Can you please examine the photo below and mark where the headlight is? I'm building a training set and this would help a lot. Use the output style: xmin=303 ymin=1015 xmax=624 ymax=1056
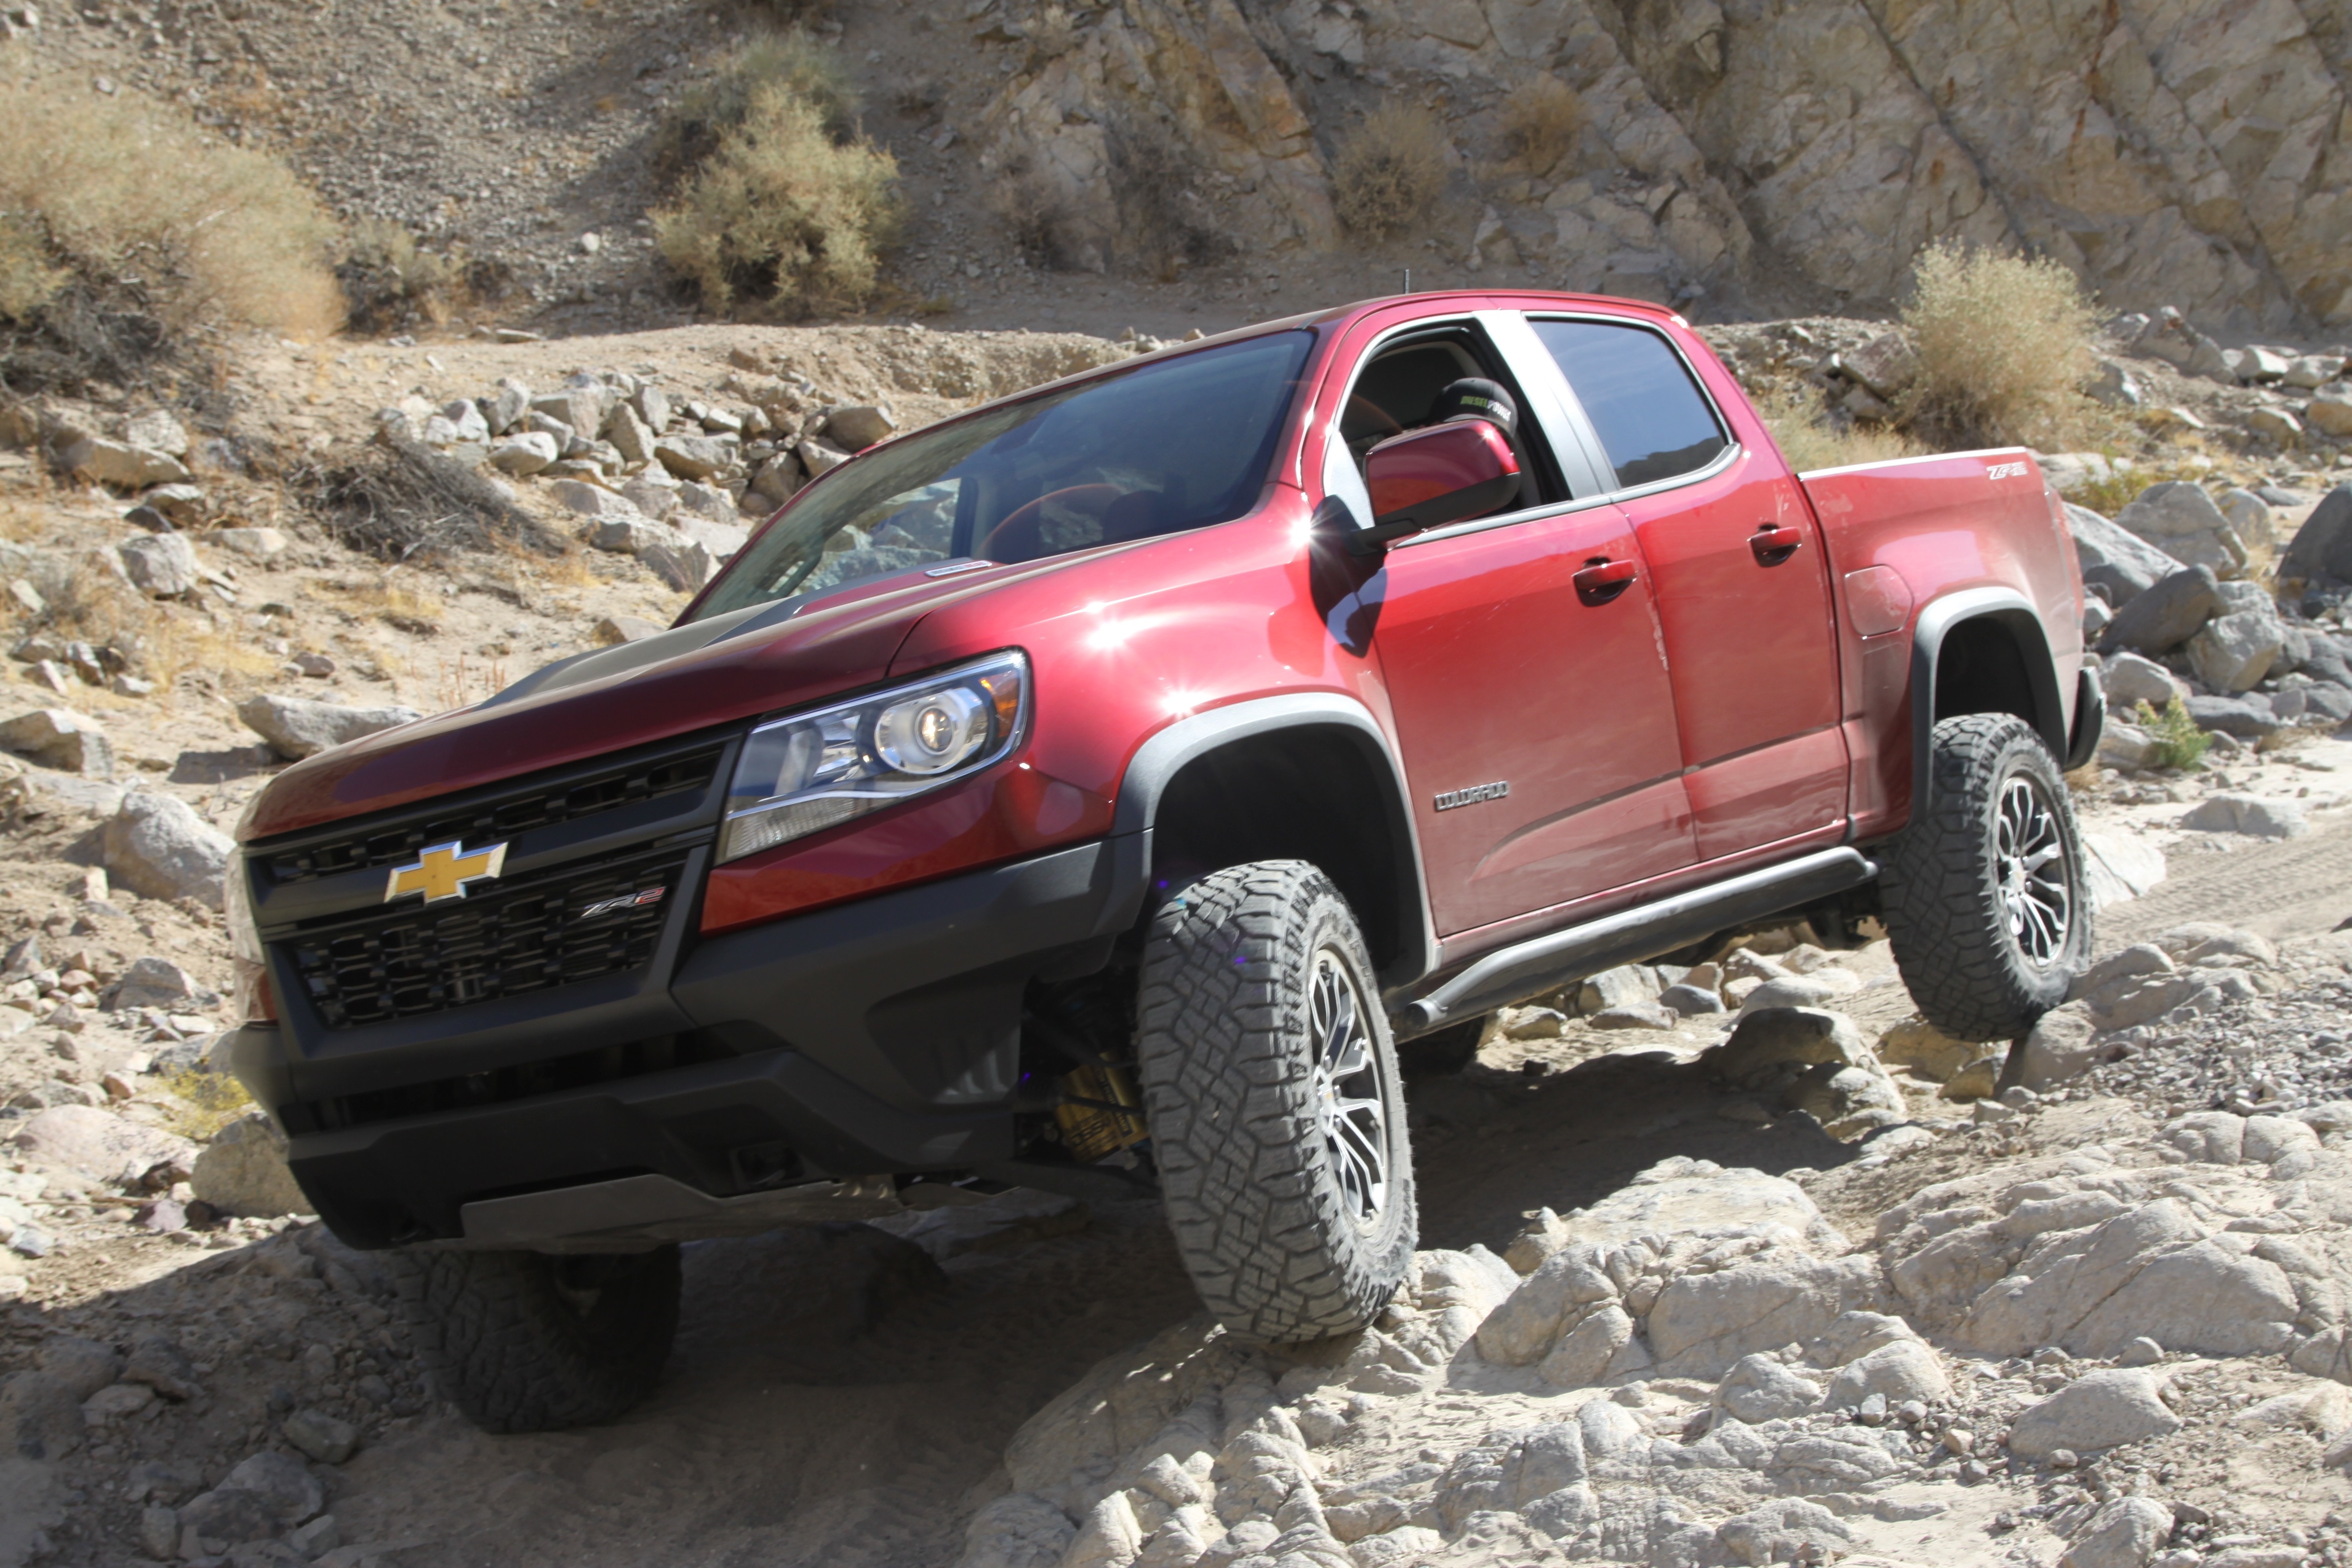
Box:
xmin=719 ymin=650 xmax=1029 ymax=864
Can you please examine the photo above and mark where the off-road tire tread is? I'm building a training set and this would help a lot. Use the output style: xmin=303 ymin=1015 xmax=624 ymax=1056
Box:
xmin=1880 ymin=713 xmax=2091 ymax=1041
xmin=389 ymin=1245 xmax=681 ymax=1433
xmin=1135 ymin=860 xmax=1415 ymax=1345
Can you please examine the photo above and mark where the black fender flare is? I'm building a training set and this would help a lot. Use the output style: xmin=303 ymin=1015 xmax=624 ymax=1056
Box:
xmin=1110 ymin=693 xmax=1438 ymax=990
xmin=1908 ymin=587 xmax=2071 ymax=816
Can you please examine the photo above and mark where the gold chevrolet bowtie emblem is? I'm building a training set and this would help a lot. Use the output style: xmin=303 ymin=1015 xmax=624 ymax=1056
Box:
xmin=384 ymin=839 xmax=509 ymax=904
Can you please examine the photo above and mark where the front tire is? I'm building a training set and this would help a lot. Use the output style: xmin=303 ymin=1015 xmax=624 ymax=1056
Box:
xmin=1880 ymin=714 xmax=2091 ymax=1040
xmin=1135 ymin=861 xmax=1416 ymax=1343
xmin=389 ymin=1245 xmax=681 ymax=1432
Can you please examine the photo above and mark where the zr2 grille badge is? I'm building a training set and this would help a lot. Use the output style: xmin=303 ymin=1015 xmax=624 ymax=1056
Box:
xmin=580 ymin=886 xmax=668 ymax=921
xmin=383 ymin=840 xmax=509 ymax=904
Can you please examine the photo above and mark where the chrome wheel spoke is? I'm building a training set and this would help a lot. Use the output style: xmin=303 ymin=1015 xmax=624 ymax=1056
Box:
xmin=1309 ymin=947 xmax=1390 ymax=1228
xmin=1994 ymin=773 xmax=2071 ymax=965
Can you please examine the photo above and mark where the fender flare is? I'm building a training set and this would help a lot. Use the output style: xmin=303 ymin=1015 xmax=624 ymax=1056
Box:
xmin=1909 ymin=587 xmax=2070 ymax=815
xmin=1112 ymin=693 xmax=1439 ymax=989
xmin=2064 ymin=663 xmax=2106 ymax=772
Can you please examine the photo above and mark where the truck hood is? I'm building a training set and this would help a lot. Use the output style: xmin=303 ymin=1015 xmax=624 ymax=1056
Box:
xmin=241 ymin=564 xmax=1015 ymax=840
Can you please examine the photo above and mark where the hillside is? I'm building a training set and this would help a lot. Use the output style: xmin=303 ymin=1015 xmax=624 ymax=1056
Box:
xmin=9 ymin=0 xmax=2352 ymax=338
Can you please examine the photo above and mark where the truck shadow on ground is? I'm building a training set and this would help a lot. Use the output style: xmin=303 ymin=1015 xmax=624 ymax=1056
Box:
xmin=1408 ymin=1045 xmax=1856 ymax=1254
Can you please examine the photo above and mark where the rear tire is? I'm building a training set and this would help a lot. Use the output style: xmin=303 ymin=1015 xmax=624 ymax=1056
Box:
xmin=1135 ymin=861 xmax=1416 ymax=1343
xmin=389 ymin=1245 xmax=681 ymax=1432
xmin=1880 ymin=714 xmax=2091 ymax=1041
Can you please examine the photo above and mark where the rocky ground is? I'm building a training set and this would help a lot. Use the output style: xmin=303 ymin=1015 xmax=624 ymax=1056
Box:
xmin=7 ymin=301 xmax=2352 ymax=1568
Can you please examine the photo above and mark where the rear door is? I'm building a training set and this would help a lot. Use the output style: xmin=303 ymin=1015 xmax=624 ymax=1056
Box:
xmin=1519 ymin=314 xmax=1846 ymax=862
xmin=1321 ymin=307 xmax=1695 ymax=937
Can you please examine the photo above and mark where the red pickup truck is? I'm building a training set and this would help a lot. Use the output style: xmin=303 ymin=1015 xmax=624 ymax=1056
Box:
xmin=220 ymin=292 xmax=2100 ymax=1430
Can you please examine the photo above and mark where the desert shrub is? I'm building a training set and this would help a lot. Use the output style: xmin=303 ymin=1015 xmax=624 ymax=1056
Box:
xmin=1752 ymin=384 xmax=1920 ymax=474
xmin=1900 ymin=241 xmax=2094 ymax=449
xmin=655 ymin=28 xmax=860 ymax=182
xmin=304 ymin=439 xmax=562 ymax=562
xmin=1332 ymin=104 xmax=1449 ymax=237
xmin=158 ymin=1065 xmax=252 ymax=1141
xmin=653 ymin=78 xmax=899 ymax=314
xmin=0 ymin=214 xmax=64 ymax=322
xmin=2133 ymin=696 xmax=2211 ymax=771
xmin=0 ymin=74 xmax=340 ymax=337
xmin=2067 ymin=461 xmax=2213 ymax=519
xmin=1499 ymin=78 xmax=1585 ymax=175
xmin=338 ymin=220 xmax=465 ymax=335
xmin=995 ymin=153 xmax=1087 ymax=271
xmin=1111 ymin=125 xmax=1231 ymax=278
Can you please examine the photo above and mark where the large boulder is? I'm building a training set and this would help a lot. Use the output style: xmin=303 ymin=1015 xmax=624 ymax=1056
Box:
xmin=0 ymin=707 xmax=113 ymax=777
xmin=2006 ymin=1369 xmax=2183 ymax=1458
xmin=60 ymin=436 xmax=191 ymax=490
xmin=639 ymin=538 xmax=715 ymax=593
xmin=654 ymin=434 xmax=735 ymax=481
xmin=2012 ymin=1001 xmax=2100 ymax=1089
xmin=2096 ymin=565 xmax=2220 ymax=657
xmin=2102 ymin=651 xmax=2186 ymax=710
xmin=822 ymin=404 xmax=898 ymax=449
xmin=2063 ymin=1498 xmax=2175 ymax=1568
xmin=2113 ymin=482 xmax=2248 ymax=578
xmin=2066 ymin=504 xmax=2183 ymax=608
xmin=547 ymin=479 xmax=640 ymax=519
xmin=104 ymin=956 xmax=220 ymax=1012
xmin=2183 ymin=692 xmax=2285 ymax=738
xmin=103 ymin=790 xmax=232 ymax=905
xmin=237 ymin=693 xmax=421 ymax=760
xmin=117 ymin=532 xmax=200 ymax=596
xmin=2185 ymin=606 xmax=2286 ymax=692
xmin=6 ymin=1104 xmax=196 ymax=1185
xmin=191 ymin=1113 xmax=309 ymax=1219
xmin=2281 ymin=485 xmax=2352 ymax=585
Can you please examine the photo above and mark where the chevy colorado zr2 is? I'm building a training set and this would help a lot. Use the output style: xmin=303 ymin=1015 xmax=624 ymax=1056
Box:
xmin=221 ymin=292 xmax=2101 ymax=1431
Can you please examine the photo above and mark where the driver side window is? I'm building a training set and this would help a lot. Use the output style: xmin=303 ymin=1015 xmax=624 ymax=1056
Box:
xmin=1329 ymin=328 xmax=1567 ymax=511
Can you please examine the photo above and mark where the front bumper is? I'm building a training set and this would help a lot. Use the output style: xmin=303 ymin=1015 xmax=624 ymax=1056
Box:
xmin=224 ymin=835 xmax=1148 ymax=1249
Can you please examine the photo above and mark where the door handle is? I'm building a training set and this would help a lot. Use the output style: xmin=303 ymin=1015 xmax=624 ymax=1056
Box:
xmin=1573 ymin=557 xmax=1637 ymax=605
xmin=1751 ymin=524 xmax=1802 ymax=566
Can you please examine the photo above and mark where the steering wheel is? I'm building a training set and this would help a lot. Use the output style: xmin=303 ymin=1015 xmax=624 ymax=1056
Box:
xmin=977 ymin=484 xmax=1126 ymax=563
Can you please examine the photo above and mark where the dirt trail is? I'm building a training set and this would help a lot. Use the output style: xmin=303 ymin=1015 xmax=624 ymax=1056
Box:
xmin=2102 ymin=808 xmax=2352 ymax=948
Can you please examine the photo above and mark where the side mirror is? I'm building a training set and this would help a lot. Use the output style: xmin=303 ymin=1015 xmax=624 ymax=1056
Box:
xmin=1354 ymin=421 xmax=1522 ymax=552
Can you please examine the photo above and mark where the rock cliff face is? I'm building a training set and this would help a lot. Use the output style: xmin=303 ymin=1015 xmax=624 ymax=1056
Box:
xmin=974 ymin=0 xmax=2352 ymax=329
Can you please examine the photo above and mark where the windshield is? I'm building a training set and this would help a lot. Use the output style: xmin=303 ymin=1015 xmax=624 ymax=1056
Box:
xmin=689 ymin=330 xmax=1315 ymax=621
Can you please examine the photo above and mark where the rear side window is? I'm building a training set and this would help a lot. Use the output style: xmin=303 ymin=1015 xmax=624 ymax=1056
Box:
xmin=1530 ymin=319 xmax=1727 ymax=490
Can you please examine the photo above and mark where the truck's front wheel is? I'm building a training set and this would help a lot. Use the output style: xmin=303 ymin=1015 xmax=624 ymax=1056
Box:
xmin=1881 ymin=714 xmax=2091 ymax=1041
xmin=389 ymin=1245 xmax=681 ymax=1432
xmin=1135 ymin=861 xmax=1415 ymax=1344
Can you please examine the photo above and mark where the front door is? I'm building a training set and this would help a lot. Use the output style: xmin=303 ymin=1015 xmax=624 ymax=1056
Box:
xmin=1323 ymin=315 xmax=1694 ymax=937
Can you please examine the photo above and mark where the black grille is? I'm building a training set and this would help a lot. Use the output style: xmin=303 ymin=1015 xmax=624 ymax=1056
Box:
xmin=262 ymin=747 xmax=724 ymax=886
xmin=289 ymin=848 xmax=686 ymax=1030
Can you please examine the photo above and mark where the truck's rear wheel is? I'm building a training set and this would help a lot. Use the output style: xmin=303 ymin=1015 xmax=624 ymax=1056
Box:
xmin=1880 ymin=714 xmax=2091 ymax=1041
xmin=1135 ymin=861 xmax=1416 ymax=1344
xmin=389 ymin=1245 xmax=680 ymax=1432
